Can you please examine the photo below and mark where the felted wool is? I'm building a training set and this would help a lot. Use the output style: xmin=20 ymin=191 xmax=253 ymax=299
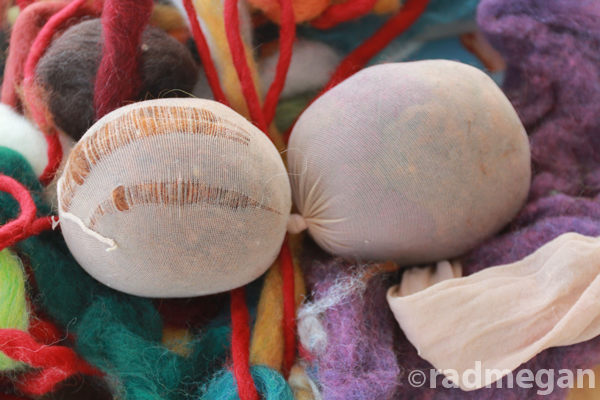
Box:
xmin=274 ymin=91 xmax=316 ymax=133
xmin=478 ymin=0 xmax=600 ymax=201
xmin=249 ymin=258 xmax=306 ymax=370
xmin=187 ymin=0 xmax=262 ymax=120
xmin=0 ymin=149 xmax=234 ymax=398
xmin=0 ymin=104 xmax=74 ymax=211
xmin=35 ymin=18 xmax=199 ymax=140
xmin=0 ymin=103 xmax=48 ymax=177
xmin=201 ymin=365 xmax=294 ymax=399
xmin=260 ymin=40 xmax=342 ymax=100
xmin=288 ymin=60 xmax=530 ymax=264
xmin=299 ymin=239 xmax=401 ymax=400
xmin=57 ymin=98 xmax=291 ymax=298
xmin=0 ymin=248 xmax=29 ymax=371
xmin=298 ymin=0 xmax=480 ymax=54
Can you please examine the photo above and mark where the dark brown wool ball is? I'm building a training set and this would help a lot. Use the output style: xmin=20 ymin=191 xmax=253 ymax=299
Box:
xmin=36 ymin=19 xmax=199 ymax=141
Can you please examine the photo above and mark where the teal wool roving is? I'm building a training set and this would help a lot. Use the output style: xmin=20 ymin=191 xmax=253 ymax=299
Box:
xmin=202 ymin=365 xmax=294 ymax=399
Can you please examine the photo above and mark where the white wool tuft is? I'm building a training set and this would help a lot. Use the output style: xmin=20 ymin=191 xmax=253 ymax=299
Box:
xmin=0 ymin=104 xmax=48 ymax=177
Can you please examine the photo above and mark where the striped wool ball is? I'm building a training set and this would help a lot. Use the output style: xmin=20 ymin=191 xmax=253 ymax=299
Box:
xmin=287 ymin=60 xmax=531 ymax=265
xmin=57 ymin=98 xmax=291 ymax=297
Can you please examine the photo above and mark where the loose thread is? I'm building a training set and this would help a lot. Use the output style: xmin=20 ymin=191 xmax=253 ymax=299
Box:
xmin=182 ymin=0 xmax=230 ymax=106
xmin=94 ymin=0 xmax=154 ymax=119
xmin=311 ymin=0 xmax=379 ymax=30
xmin=223 ymin=0 xmax=269 ymax=134
xmin=262 ymin=0 xmax=296 ymax=126
xmin=230 ymin=287 xmax=260 ymax=400
xmin=280 ymin=236 xmax=296 ymax=377
xmin=283 ymin=0 xmax=430 ymax=143
xmin=0 ymin=329 xmax=102 ymax=396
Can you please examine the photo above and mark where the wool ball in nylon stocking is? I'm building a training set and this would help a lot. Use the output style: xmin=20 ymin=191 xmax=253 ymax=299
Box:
xmin=57 ymin=98 xmax=291 ymax=297
xmin=287 ymin=60 xmax=531 ymax=265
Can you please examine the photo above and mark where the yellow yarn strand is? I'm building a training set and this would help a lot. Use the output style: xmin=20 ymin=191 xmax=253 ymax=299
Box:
xmin=192 ymin=0 xmax=263 ymax=120
xmin=0 ymin=249 xmax=30 ymax=371
xmin=250 ymin=250 xmax=306 ymax=370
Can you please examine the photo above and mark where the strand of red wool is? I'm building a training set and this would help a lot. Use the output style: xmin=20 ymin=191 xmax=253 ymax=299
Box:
xmin=0 ymin=329 xmax=102 ymax=396
xmin=0 ymin=175 xmax=54 ymax=252
xmin=28 ymin=317 xmax=65 ymax=346
xmin=223 ymin=0 xmax=269 ymax=134
xmin=324 ymin=0 xmax=430 ymax=90
xmin=21 ymin=0 xmax=96 ymax=185
xmin=93 ymin=0 xmax=154 ymax=120
xmin=182 ymin=0 xmax=230 ymax=106
xmin=230 ymin=287 xmax=260 ymax=400
xmin=311 ymin=0 xmax=379 ymax=30
xmin=223 ymin=0 xmax=299 ymax=388
xmin=1 ymin=1 xmax=67 ymax=109
xmin=283 ymin=0 xmax=430 ymax=143
xmin=280 ymin=236 xmax=296 ymax=377
xmin=262 ymin=0 xmax=296 ymax=126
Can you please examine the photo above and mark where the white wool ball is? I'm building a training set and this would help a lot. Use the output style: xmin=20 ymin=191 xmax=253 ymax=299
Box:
xmin=288 ymin=60 xmax=531 ymax=264
xmin=0 ymin=104 xmax=48 ymax=177
xmin=260 ymin=40 xmax=342 ymax=99
xmin=58 ymin=98 xmax=291 ymax=297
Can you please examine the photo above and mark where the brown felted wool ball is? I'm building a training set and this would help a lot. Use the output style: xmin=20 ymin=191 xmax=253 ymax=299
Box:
xmin=36 ymin=19 xmax=199 ymax=141
xmin=57 ymin=98 xmax=291 ymax=298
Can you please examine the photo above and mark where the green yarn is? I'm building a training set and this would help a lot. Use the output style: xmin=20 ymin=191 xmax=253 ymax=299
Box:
xmin=0 ymin=248 xmax=29 ymax=371
xmin=274 ymin=91 xmax=317 ymax=133
xmin=201 ymin=365 xmax=294 ymax=400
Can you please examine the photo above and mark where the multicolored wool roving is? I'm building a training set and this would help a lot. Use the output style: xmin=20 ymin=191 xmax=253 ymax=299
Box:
xmin=0 ymin=0 xmax=599 ymax=399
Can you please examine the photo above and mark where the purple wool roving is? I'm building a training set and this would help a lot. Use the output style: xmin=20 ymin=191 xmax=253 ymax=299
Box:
xmin=299 ymin=0 xmax=600 ymax=399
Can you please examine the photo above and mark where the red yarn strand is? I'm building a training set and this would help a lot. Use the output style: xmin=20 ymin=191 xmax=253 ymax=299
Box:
xmin=283 ymin=0 xmax=430 ymax=143
xmin=93 ymin=0 xmax=154 ymax=119
xmin=21 ymin=0 xmax=92 ymax=185
xmin=181 ymin=0 xmax=230 ymax=106
xmin=223 ymin=0 xmax=268 ymax=134
xmin=0 ymin=329 xmax=101 ymax=396
xmin=311 ymin=0 xmax=379 ymax=30
xmin=280 ymin=236 xmax=296 ymax=377
xmin=230 ymin=287 xmax=260 ymax=400
xmin=325 ymin=0 xmax=431 ymax=90
xmin=262 ymin=0 xmax=296 ymax=126
xmin=0 ymin=175 xmax=54 ymax=252
xmin=1 ymin=1 xmax=67 ymax=109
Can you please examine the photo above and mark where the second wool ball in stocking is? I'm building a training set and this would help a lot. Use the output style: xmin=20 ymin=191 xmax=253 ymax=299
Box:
xmin=57 ymin=98 xmax=291 ymax=298
xmin=287 ymin=60 xmax=531 ymax=265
